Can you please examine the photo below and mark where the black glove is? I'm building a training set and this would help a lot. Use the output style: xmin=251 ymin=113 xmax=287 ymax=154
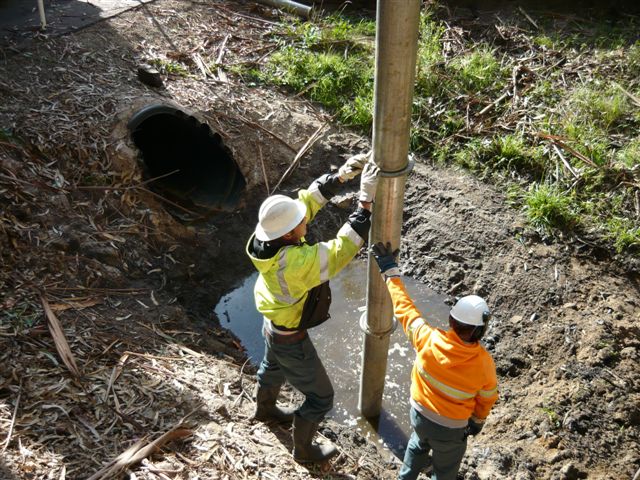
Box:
xmin=371 ymin=242 xmax=399 ymax=274
xmin=311 ymin=173 xmax=342 ymax=199
xmin=464 ymin=419 xmax=483 ymax=438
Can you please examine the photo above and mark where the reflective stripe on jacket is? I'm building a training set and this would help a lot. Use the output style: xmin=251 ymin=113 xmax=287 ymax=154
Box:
xmin=386 ymin=276 xmax=498 ymax=428
xmin=247 ymin=183 xmax=365 ymax=330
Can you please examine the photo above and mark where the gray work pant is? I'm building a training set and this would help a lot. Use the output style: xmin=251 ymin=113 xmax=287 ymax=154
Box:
xmin=256 ymin=334 xmax=334 ymax=422
xmin=399 ymin=407 xmax=468 ymax=480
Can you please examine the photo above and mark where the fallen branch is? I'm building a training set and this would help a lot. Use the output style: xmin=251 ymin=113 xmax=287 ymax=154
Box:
xmin=41 ymin=295 xmax=81 ymax=378
xmin=258 ymin=143 xmax=270 ymax=195
xmin=552 ymin=143 xmax=580 ymax=179
xmin=1 ymin=379 xmax=21 ymax=454
xmin=613 ymin=81 xmax=640 ymax=108
xmin=536 ymin=132 xmax=597 ymax=168
xmin=86 ymin=423 xmax=193 ymax=480
xmin=479 ymin=91 xmax=511 ymax=115
xmin=272 ymin=123 xmax=328 ymax=193
xmin=518 ymin=6 xmax=538 ymax=29
xmin=222 ymin=112 xmax=296 ymax=153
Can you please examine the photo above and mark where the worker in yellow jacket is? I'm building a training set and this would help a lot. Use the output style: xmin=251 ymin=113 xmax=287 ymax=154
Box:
xmin=246 ymin=154 xmax=379 ymax=463
xmin=371 ymin=242 xmax=499 ymax=480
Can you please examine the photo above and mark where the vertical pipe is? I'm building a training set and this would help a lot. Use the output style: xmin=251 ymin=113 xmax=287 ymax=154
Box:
xmin=37 ymin=0 xmax=47 ymax=29
xmin=358 ymin=0 xmax=420 ymax=418
xmin=256 ymin=0 xmax=312 ymax=18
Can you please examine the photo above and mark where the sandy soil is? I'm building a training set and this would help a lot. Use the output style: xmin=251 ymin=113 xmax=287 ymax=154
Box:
xmin=0 ymin=1 xmax=638 ymax=479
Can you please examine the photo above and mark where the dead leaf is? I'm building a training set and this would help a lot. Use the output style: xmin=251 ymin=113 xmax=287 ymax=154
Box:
xmin=41 ymin=296 xmax=81 ymax=378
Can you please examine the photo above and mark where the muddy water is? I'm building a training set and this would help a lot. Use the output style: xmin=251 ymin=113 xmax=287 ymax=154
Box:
xmin=215 ymin=260 xmax=450 ymax=457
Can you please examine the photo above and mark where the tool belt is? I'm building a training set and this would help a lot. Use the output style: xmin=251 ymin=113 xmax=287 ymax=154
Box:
xmin=264 ymin=328 xmax=308 ymax=345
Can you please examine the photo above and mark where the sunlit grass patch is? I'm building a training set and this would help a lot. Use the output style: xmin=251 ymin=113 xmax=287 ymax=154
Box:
xmin=449 ymin=49 xmax=507 ymax=93
xmin=569 ymin=85 xmax=630 ymax=130
xmin=615 ymin=137 xmax=640 ymax=168
xmin=452 ymin=134 xmax=545 ymax=178
xmin=557 ymin=121 xmax=612 ymax=167
xmin=522 ymin=183 xmax=577 ymax=233
xmin=414 ymin=14 xmax=446 ymax=98
xmin=533 ymin=35 xmax=555 ymax=49
xmin=605 ymin=217 xmax=640 ymax=252
xmin=260 ymin=46 xmax=373 ymax=127
xmin=258 ymin=15 xmax=375 ymax=128
xmin=150 ymin=58 xmax=189 ymax=76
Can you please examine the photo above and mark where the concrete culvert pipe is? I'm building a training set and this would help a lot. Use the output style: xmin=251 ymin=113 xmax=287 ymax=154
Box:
xmin=128 ymin=104 xmax=246 ymax=218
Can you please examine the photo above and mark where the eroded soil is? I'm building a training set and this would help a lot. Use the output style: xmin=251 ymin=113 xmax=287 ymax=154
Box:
xmin=0 ymin=1 xmax=638 ymax=479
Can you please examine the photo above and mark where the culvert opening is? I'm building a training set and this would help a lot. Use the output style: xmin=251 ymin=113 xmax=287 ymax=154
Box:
xmin=128 ymin=104 xmax=246 ymax=219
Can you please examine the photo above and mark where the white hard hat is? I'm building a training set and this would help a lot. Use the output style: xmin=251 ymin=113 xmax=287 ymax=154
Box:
xmin=255 ymin=195 xmax=306 ymax=241
xmin=450 ymin=295 xmax=490 ymax=327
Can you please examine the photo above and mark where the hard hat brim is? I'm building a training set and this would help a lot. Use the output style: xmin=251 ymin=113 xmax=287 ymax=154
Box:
xmin=254 ymin=199 xmax=306 ymax=242
xmin=449 ymin=312 xmax=484 ymax=327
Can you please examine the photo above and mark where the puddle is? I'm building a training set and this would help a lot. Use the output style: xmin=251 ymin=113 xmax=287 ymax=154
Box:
xmin=214 ymin=260 xmax=450 ymax=457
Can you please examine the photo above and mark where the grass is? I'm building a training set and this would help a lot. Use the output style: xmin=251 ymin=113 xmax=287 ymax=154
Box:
xmin=616 ymin=137 xmax=640 ymax=168
xmin=452 ymin=134 xmax=545 ymax=179
xmin=449 ymin=49 xmax=506 ymax=93
xmin=569 ymin=85 xmax=630 ymax=131
xmin=257 ymin=14 xmax=375 ymax=127
xmin=245 ymin=8 xmax=640 ymax=254
xmin=606 ymin=217 xmax=640 ymax=252
xmin=521 ymin=184 xmax=577 ymax=234
xmin=540 ymin=406 xmax=561 ymax=428
xmin=150 ymin=58 xmax=189 ymax=76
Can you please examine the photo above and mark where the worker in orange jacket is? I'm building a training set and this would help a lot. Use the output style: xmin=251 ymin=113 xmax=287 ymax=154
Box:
xmin=371 ymin=242 xmax=499 ymax=480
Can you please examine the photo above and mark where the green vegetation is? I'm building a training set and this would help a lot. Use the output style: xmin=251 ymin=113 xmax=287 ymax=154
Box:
xmin=449 ymin=49 xmax=506 ymax=93
xmin=540 ymin=406 xmax=561 ymax=428
xmin=150 ymin=58 xmax=189 ymax=76
xmin=244 ymin=8 xmax=640 ymax=254
xmin=256 ymin=15 xmax=375 ymax=127
xmin=522 ymin=184 xmax=577 ymax=234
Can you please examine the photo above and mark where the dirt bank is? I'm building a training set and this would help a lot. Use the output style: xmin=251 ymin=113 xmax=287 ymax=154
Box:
xmin=0 ymin=1 xmax=638 ymax=479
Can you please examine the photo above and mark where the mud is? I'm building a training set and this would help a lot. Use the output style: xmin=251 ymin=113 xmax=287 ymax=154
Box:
xmin=0 ymin=0 xmax=638 ymax=479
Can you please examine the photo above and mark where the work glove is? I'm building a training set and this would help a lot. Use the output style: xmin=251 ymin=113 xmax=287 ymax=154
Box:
xmin=337 ymin=152 xmax=369 ymax=182
xmin=312 ymin=173 xmax=342 ymax=199
xmin=371 ymin=241 xmax=401 ymax=278
xmin=464 ymin=419 xmax=483 ymax=438
xmin=359 ymin=161 xmax=380 ymax=202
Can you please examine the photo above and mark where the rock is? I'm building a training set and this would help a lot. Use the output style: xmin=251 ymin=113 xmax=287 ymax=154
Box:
xmin=515 ymin=470 xmax=536 ymax=480
xmin=82 ymin=241 xmax=121 ymax=267
xmin=97 ymin=264 xmax=126 ymax=287
xmin=559 ymin=462 xmax=583 ymax=480
xmin=137 ymin=64 xmax=163 ymax=87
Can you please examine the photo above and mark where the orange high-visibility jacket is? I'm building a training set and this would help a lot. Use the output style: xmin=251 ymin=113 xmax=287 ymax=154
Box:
xmin=387 ymin=276 xmax=498 ymax=428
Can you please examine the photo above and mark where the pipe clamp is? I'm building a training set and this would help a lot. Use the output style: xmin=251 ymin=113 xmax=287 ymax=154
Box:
xmin=379 ymin=155 xmax=415 ymax=178
xmin=359 ymin=310 xmax=398 ymax=339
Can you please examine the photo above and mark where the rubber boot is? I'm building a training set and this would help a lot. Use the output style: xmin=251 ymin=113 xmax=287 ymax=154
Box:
xmin=292 ymin=414 xmax=338 ymax=463
xmin=253 ymin=385 xmax=295 ymax=425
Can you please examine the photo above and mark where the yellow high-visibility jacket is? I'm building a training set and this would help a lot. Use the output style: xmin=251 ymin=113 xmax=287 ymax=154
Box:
xmin=246 ymin=183 xmax=366 ymax=331
xmin=386 ymin=276 xmax=499 ymax=428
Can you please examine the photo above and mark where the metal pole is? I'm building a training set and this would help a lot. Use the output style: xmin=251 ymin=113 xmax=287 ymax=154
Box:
xmin=358 ymin=0 xmax=420 ymax=418
xmin=37 ymin=0 xmax=47 ymax=29
xmin=256 ymin=0 xmax=313 ymax=18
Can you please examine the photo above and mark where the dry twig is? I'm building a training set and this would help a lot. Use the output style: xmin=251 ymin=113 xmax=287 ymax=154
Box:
xmin=272 ymin=123 xmax=328 ymax=192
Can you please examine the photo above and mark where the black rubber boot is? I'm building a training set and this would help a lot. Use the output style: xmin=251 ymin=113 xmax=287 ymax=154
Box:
xmin=253 ymin=385 xmax=295 ymax=425
xmin=292 ymin=414 xmax=338 ymax=463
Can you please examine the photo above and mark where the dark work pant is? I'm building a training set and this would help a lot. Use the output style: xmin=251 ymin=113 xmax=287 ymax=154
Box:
xmin=399 ymin=407 xmax=468 ymax=480
xmin=257 ymin=334 xmax=334 ymax=422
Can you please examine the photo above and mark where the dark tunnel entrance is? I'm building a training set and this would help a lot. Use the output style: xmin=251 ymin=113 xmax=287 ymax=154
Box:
xmin=128 ymin=105 xmax=246 ymax=219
